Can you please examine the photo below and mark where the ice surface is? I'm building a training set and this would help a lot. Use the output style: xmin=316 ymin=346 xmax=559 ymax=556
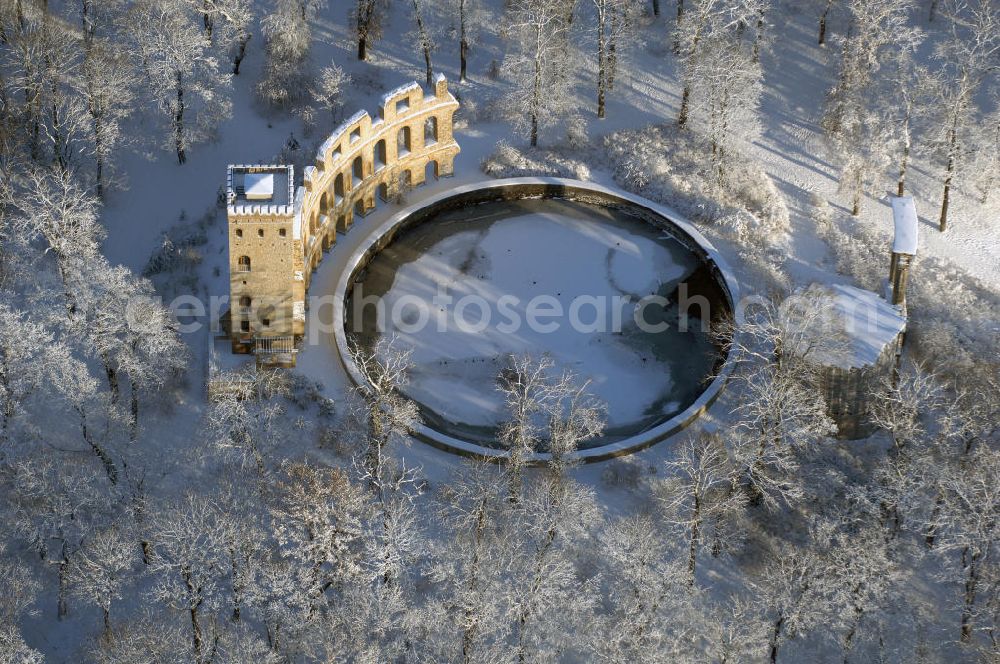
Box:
xmin=345 ymin=199 xmax=720 ymax=446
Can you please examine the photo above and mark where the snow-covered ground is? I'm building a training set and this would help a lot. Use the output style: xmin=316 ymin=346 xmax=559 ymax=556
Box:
xmin=13 ymin=0 xmax=996 ymax=659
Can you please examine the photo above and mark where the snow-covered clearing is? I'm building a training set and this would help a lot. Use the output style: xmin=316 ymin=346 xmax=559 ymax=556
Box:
xmin=2 ymin=0 xmax=997 ymax=660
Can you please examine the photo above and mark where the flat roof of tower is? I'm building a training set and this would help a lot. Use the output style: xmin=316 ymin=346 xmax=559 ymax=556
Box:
xmin=229 ymin=165 xmax=291 ymax=207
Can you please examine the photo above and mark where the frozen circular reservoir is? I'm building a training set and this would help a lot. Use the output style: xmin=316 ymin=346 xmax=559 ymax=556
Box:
xmin=335 ymin=180 xmax=737 ymax=459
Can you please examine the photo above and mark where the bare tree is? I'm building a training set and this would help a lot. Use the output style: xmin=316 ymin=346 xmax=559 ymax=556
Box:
xmin=701 ymin=595 xmax=771 ymax=664
xmin=497 ymin=354 xmax=556 ymax=502
xmin=510 ymin=477 xmax=600 ymax=663
xmin=501 ymin=0 xmax=574 ymax=146
xmin=6 ymin=167 xmax=104 ymax=319
xmin=0 ymin=626 xmax=44 ymax=664
xmin=451 ymin=0 xmax=490 ymax=81
xmin=90 ymin=611 xmax=185 ymax=664
xmin=657 ymin=432 xmax=747 ymax=584
xmin=213 ymin=483 xmax=267 ymax=624
xmin=688 ymin=31 xmax=763 ymax=185
xmin=214 ymin=624 xmax=282 ymax=664
xmin=543 ymin=368 xmax=605 ymax=477
xmin=884 ymin=51 xmax=927 ymax=196
xmin=410 ymin=0 xmax=435 ymax=85
xmin=347 ymin=337 xmax=421 ymax=496
xmin=869 ymin=362 xmax=944 ymax=455
xmin=721 ymin=293 xmax=839 ymax=508
xmin=310 ymin=60 xmax=350 ymax=123
xmin=425 ymin=462 xmax=515 ymax=663
xmin=823 ymin=0 xmax=918 ymax=134
xmin=593 ymin=0 xmax=641 ymax=118
xmin=817 ymin=0 xmax=839 ymax=45
xmin=674 ymin=0 xmax=734 ymax=127
xmin=5 ymin=15 xmax=90 ymax=174
xmin=78 ymin=0 xmax=125 ymax=48
xmin=0 ymin=303 xmax=82 ymax=452
xmin=269 ymin=461 xmax=369 ymax=617
xmin=354 ymin=0 xmax=386 ymax=60
xmin=5 ymin=456 xmax=110 ymax=620
xmin=206 ymin=367 xmax=291 ymax=484
xmin=120 ymin=0 xmax=232 ymax=164
xmin=242 ymin=554 xmax=309 ymax=657
xmin=258 ymin=0 xmax=312 ymax=109
xmin=970 ymin=101 xmax=1000 ymax=204
xmin=591 ymin=514 xmax=693 ymax=661
xmin=926 ymin=444 xmax=1000 ymax=643
xmin=68 ymin=522 xmax=138 ymax=639
xmin=148 ymin=493 xmax=226 ymax=664
xmin=90 ymin=270 xmax=187 ymax=441
xmin=0 ymin=541 xmax=41 ymax=629
xmin=926 ymin=0 xmax=1000 ymax=231
xmin=77 ymin=39 xmax=136 ymax=197
xmin=820 ymin=488 xmax=903 ymax=661
xmin=822 ymin=0 xmax=920 ymax=215
xmin=198 ymin=0 xmax=255 ymax=74
xmin=753 ymin=532 xmax=835 ymax=664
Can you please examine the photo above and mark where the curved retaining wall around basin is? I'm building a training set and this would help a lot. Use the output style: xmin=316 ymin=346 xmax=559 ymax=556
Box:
xmin=332 ymin=177 xmax=741 ymax=463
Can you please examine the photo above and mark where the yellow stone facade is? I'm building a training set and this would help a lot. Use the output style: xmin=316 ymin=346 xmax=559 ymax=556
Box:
xmin=226 ymin=75 xmax=460 ymax=366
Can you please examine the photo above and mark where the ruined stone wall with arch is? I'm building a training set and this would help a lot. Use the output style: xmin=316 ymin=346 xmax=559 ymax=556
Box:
xmin=294 ymin=75 xmax=460 ymax=292
xmin=226 ymin=76 xmax=459 ymax=366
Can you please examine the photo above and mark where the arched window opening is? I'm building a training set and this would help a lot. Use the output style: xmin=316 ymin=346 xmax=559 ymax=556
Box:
xmin=237 ymin=256 xmax=251 ymax=272
xmin=424 ymin=116 xmax=438 ymax=145
xmin=375 ymin=139 xmax=387 ymax=172
xmin=398 ymin=126 xmax=411 ymax=156
xmin=352 ymin=156 xmax=364 ymax=186
xmin=319 ymin=192 xmax=328 ymax=215
xmin=425 ymin=160 xmax=438 ymax=182
xmin=378 ymin=183 xmax=389 ymax=202
xmin=334 ymin=173 xmax=345 ymax=203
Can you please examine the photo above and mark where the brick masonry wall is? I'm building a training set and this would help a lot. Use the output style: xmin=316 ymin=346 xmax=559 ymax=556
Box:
xmin=228 ymin=76 xmax=460 ymax=362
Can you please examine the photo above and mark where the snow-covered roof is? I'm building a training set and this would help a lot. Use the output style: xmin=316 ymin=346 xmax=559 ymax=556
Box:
xmin=890 ymin=195 xmax=918 ymax=255
xmin=785 ymin=283 xmax=906 ymax=370
xmin=243 ymin=173 xmax=274 ymax=200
